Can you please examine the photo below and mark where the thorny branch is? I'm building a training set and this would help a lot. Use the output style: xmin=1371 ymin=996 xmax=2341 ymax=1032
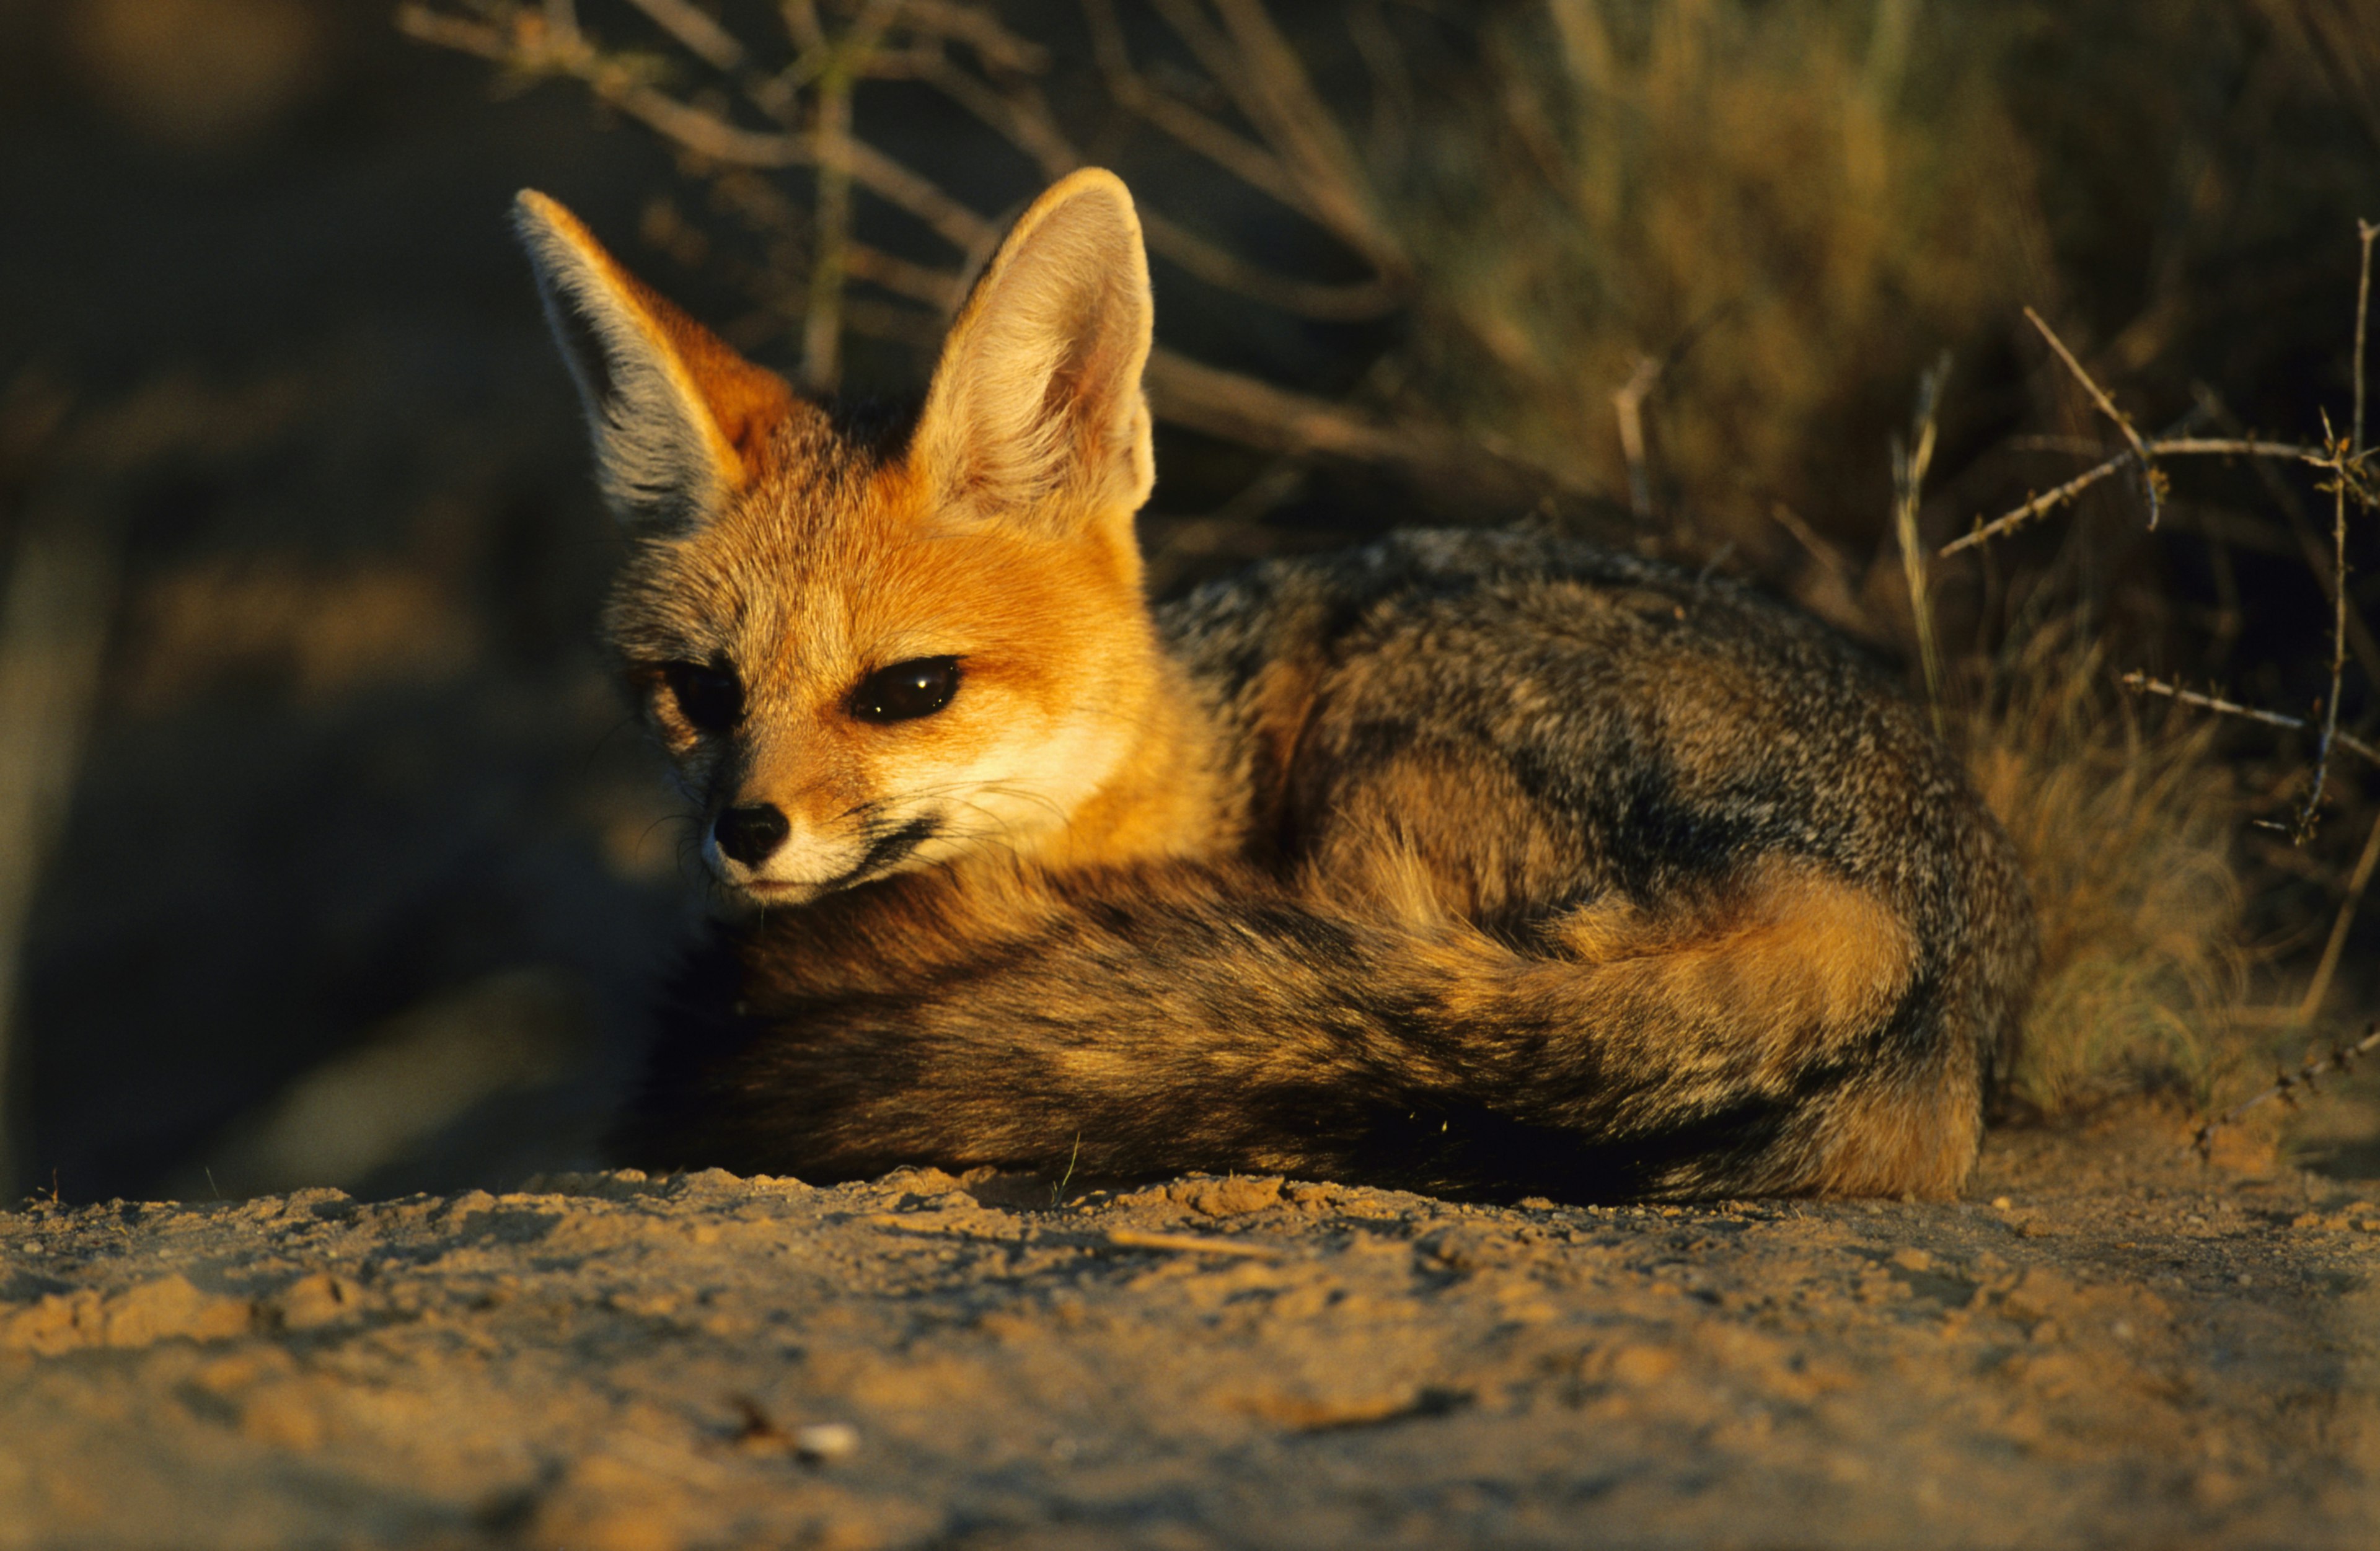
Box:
xmin=2193 ymin=1021 xmax=2380 ymax=1158
xmin=2117 ymin=673 xmax=2380 ymax=770
xmin=1940 ymin=436 xmax=2325 ymax=556
xmin=2299 ymin=416 xmax=2356 ymax=840
xmin=2023 ymin=307 xmax=2165 ymax=528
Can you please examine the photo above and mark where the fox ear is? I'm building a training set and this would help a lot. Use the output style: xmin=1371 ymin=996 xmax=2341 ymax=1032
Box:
xmin=912 ymin=169 xmax=1155 ymax=525
xmin=513 ymin=190 xmax=793 ymax=530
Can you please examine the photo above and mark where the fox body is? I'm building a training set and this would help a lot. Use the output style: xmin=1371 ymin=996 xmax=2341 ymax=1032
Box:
xmin=516 ymin=171 xmax=2035 ymax=1202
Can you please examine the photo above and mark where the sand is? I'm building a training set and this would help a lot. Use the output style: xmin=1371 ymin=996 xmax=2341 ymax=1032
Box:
xmin=2 ymin=1104 xmax=2376 ymax=1550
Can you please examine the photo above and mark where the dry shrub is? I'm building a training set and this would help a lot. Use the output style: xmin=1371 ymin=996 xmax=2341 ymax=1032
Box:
xmin=1382 ymin=0 xmax=2044 ymax=545
xmin=1962 ymin=633 xmax=2249 ymax=1118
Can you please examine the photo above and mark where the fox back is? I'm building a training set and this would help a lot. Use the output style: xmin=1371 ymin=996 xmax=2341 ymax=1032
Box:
xmin=517 ymin=171 xmax=2036 ymax=1202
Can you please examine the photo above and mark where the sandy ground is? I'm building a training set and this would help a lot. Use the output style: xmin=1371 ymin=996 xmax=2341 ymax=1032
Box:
xmin=3 ymin=1104 xmax=2377 ymax=1550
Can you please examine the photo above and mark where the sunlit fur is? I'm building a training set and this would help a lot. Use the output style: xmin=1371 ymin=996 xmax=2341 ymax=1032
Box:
xmin=519 ymin=171 xmax=2038 ymax=1202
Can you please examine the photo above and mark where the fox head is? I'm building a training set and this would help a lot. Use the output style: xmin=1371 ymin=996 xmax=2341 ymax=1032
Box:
xmin=515 ymin=171 xmax=1177 ymax=902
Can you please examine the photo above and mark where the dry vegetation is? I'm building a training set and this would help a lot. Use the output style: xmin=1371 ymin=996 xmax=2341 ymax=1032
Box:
xmin=386 ymin=0 xmax=2380 ymax=1133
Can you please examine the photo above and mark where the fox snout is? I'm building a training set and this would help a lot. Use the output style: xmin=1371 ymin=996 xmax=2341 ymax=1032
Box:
xmin=697 ymin=795 xmax=847 ymax=899
xmin=710 ymin=803 xmax=788 ymax=868
xmin=700 ymin=789 xmax=950 ymax=901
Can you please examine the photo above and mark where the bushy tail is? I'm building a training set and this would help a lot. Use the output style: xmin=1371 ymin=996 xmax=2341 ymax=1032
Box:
xmin=622 ymin=843 xmax=2021 ymax=1202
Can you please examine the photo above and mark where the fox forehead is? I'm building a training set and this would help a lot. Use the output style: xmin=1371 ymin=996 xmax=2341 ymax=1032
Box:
xmin=602 ymin=413 xmax=1143 ymax=709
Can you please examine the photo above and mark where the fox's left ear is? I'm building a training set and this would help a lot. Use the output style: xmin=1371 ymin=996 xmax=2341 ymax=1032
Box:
xmin=513 ymin=190 xmax=793 ymax=530
xmin=911 ymin=169 xmax=1156 ymax=527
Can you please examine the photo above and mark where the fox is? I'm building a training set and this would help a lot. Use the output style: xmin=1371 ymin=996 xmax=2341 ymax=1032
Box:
xmin=511 ymin=169 xmax=2037 ymax=1203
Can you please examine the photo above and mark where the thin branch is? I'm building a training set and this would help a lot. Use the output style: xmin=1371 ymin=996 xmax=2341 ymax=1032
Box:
xmin=2118 ymin=672 xmax=2380 ymax=767
xmin=838 ymin=242 xmax=966 ymax=312
xmin=622 ymin=0 xmax=746 ymax=71
xmin=2192 ymin=385 xmax=2380 ymax=686
xmin=2298 ymin=420 xmax=2354 ymax=840
xmin=1145 ymin=347 xmax=1590 ymax=506
xmin=2195 ymin=1021 xmax=2380 ymax=1157
xmin=886 ymin=47 xmax=1077 ymax=177
xmin=800 ymin=0 xmax=906 ymax=391
xmin=1140 ymin=211 xmax=1401 ymax=320
xmin=780 ymin=0 xmax=824 ymax=51
xmin=1204 ymin=0 xmax=1404 ymax=272
xmin=894 ymin=0 xmax=1049 ymax=74
xmin=837 ymin=295 xmax=948 ymax=348
xmin=1941 ymin=452 xmax=2128 ymax=556
xmin=2025 ymin=305 xmax=2164 ymax=529
xmin=397 ymin=5 xmax=1001 ymax=255
xmin=1941 ymin=436 xmax=2327 ymax=556
xmin=2296 ymin=806 xmax=2380 ymax=1027
xmin=2143 ymin=437 xmax=2325 ymax=459
xmin=804 ymin=83 xmax=850 ymax=389
xmin=1081 ymin=0 xmax=1313 ymax=218
xmin=1611 ymin=354 xmax=1660 ymax=525
xmin=1893 ymin=353 xmax=1951 ymax=735
xmin=2357 ymin=219 xmax=2376 ymax=459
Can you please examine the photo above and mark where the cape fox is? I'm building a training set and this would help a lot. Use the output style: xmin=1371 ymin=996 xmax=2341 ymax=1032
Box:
xmin=514 ymin=170 xmax=2036 ymax=1202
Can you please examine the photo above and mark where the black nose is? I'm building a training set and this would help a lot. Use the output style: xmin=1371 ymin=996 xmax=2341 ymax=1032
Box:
xmin=713 ymin=803 xmax=789 ymax=867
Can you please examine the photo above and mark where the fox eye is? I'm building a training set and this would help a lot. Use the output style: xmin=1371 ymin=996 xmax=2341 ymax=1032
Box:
xmin=660 ymin=661 xmax=742 ymax=734
xmin=851 ymin=656 xmax=960 ymax=723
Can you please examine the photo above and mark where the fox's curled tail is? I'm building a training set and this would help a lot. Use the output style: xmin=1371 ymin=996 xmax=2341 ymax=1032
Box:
xmin=621 ymin=817 xmax=2030 ymax=1202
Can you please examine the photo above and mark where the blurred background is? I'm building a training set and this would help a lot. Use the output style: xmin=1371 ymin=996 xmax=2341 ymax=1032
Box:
xmin=1 ymin=0 xmax=2376 ymax=1205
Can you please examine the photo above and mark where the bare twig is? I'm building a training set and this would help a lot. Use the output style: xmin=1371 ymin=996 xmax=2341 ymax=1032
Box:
xmin=895 ymin=1 xmax=1047 ymax=74
xmin=1140 ymin=212 xmax=1402 ymax=320
xmin=2025 ymin=305 xmax=2164 ymax=529
xmin=2298 ymin=418 xmax=2355 ymax=840
xmin=805 ymin=68 xmax=853 ymax=389
xmin=1768 ymin=501 xmax=1856 ymax=584
xmin=2356 ymin=219 xmax=2376 ymax=457
xmin=2118 ymin=672 xmax=2380 ymax=767
xmin=2192 ymin=385 xmax=2380 ymax=684
xmin=395 ymin=4 xmax=1001 ymax=254
xmin=1612 ymin=354 xmax=1660 ymax=525
xmin=1941 ymin=436 xmax=2327 ymax=556
xmin=2296 ymin=806 xmax=2380 ymax=1027
xmin=1146 ymin=348 xmax=1588 ymax=505
xmin=884 ymin=46 xmax=1075 ymax=177
xmin=2194 ymin=1021 xmax=2380 ymax=1158
xmin=1083 ymin=0 xmax=1311 ymax=216
xmin=1893 ymin=353 xmax=1951 ymax=734
xmin=622 ymin=0 xmax=746 ymax=72
xmin=1204 ymin=0 xmax=1403 ymax=272
xmin=801 ymin=0 xmax=906 ymax=390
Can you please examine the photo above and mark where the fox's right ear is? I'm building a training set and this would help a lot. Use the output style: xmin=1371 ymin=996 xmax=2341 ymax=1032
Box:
xmin=513 ymin=190 xmax=793 ymax=530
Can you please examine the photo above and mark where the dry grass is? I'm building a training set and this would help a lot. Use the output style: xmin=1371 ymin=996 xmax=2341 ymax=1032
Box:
xmin=1380 ymin=1 xmax=2043 ymax=547
xmin=1962 ymin=635 xmax=2249 ymax=1117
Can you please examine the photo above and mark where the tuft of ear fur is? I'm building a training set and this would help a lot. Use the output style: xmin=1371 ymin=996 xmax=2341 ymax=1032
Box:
xmin=910 ymin=169 xmax=1156 ymax=525
xmin=513 ymin=189 xmax=794 ymax=530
